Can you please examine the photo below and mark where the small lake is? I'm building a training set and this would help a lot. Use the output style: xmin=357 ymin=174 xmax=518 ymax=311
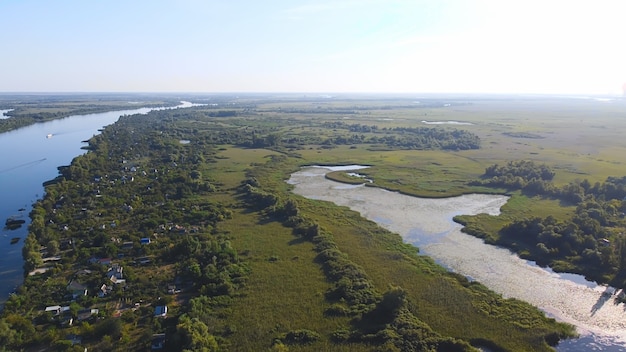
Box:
xmin=288 ymin=165 xmax=626 ymax=351
xmin=0 ymin=101 xmax=201 ymax=305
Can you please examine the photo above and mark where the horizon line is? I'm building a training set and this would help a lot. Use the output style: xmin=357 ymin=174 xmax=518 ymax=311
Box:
xmin=0 ymin=91 xmax=623 ymax=97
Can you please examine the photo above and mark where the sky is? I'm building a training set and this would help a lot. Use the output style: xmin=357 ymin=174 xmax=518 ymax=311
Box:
xmin=1 ymin=0 xmax=625 ymax=95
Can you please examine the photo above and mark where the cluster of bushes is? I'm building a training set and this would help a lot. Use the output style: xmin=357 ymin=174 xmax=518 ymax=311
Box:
xmin=466 ymin=160 xmax=626 ymax=287
xmin=559 ymin=176 xmax=626 ymax=204
xmin=484 ymin=160 xmax=555 ymax=181
xmin=473 ymin=161 xmax=626 ymax=204
xmin=171 ymin=236 xmax=248 ymax=297
xmin=470 ymin=160 xmax=555 ymax=192
xmin=499 ymin=209 xmax=626 ymax=283
xmin=321 ymin=122 xmax=481 ymax=150
xmin=382 ymin=126 xmax=480 ymax=150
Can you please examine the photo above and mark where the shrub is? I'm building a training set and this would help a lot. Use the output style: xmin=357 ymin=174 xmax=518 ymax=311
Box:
xmin=324 ymin=304 xmax=349 ymax=317
xmin=330 ymin=329 xmax=351 ymax=342
xmin=281 ymin=329 xmax=321 ymax=345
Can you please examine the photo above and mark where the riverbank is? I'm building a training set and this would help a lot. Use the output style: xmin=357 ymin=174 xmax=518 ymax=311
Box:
xmin=0 ymin=100 xmax=204 ymax=306
xmin=0 ymin=95 xmax=181 ymax=133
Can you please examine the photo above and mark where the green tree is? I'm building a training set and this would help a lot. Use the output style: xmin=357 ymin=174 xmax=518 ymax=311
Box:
xmin=22 ymin=234 xmax=43 ymax=272
xmin=0 ymin=318 xmax=17 ymax=348
xmin=177 ymin=315 xmax=219 ymax=352
xmin=47 ymin=239 xmax=60 ymax=256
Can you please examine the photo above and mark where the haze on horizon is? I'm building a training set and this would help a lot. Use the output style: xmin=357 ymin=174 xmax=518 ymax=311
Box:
xmin=1 ymin=0 xmax=625 ymax=96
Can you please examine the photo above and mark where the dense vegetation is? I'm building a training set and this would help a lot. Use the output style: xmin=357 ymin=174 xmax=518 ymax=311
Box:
xmin=460 ymin=161 xmax=626 ymax=287
xmin=320 ymin=122 xmax=480 ymax=150
xmin=0 ymin=100 xmax=577 ymax=351
xmin=10 ymin=110 xmax=239 ymax=350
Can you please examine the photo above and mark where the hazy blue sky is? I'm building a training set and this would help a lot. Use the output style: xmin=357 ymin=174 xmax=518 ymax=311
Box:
xmin=1 ymin=0 xmax=625 ymax=94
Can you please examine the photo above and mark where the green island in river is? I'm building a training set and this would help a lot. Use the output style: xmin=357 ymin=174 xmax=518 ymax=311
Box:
xmin=3 ymin=94 xmax=626 ymax=351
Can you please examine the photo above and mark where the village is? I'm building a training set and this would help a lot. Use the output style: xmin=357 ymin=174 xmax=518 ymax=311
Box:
xmin=37 ymin=232 xmax=187 ymax=350
xmin=23 ymin=161 xmax=204 ymax=350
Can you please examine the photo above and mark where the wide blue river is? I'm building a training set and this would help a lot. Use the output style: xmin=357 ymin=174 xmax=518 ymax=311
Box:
xmin=0 ymin=102 xmax=196 ymax=304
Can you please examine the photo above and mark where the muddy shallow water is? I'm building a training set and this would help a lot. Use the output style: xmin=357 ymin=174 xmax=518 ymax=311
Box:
xmin=288 ymin=165 xmax=626 ymax=351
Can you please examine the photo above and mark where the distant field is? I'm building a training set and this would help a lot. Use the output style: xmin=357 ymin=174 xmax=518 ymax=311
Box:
xmin=263 ymin=96 xmax=626 ymax=190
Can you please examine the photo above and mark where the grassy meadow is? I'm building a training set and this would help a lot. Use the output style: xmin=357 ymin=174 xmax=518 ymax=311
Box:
xmin=201 ymin=95 xmax=625 ymax=350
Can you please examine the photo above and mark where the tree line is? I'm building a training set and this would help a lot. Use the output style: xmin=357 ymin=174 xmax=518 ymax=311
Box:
xmin=465 ymin=160 xmax=626 ymax=287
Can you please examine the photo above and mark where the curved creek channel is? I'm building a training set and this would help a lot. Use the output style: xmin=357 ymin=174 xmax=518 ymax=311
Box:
xmin=287 ymin=165 xmax=626 ymax=351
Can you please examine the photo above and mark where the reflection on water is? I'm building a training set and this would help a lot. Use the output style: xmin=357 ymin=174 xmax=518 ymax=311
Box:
xmin=288 ymin=165 xmax=626 ymax=351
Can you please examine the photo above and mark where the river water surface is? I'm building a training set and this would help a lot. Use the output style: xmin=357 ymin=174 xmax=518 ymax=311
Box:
xmin=288 ymin=165 xmax=626 ymax=351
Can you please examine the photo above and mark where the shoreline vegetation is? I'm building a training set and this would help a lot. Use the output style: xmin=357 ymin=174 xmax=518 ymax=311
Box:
xmin=458 ymin=161 xmax=626 ymax=291
xmin=0 ymin=94 xmax=181 ymax=134
xmin=3 ymin=94 xmax=626 ymax=350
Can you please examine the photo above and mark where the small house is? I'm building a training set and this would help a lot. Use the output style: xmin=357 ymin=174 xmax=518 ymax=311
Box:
xmin=45 ymin=305 xmax=70 ymax=316
xmin=98 ymin=284 xmax=112 ymax=298
xmin=154 ymin=305 xmax=167 ymax=318
xmin=75 ymin=269 xmax=92 ymax=276
xmin=67 ymin=281 xmax=88 ymax=299
xmin=107 ymin=264 xmax=123 ymax=280
xmin=77 ymin=308 xmax=99 ymax=321
xmin=137 ymin=256 xmax=151 ymax=265
xmin=151 ymin=333 xmax=166 ymax=350
xmin=110 ymin=276 xmax=126 ymax=285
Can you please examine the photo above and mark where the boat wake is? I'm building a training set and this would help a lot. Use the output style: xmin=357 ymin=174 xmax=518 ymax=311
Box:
xmin=0 ymin=158 xmax=47 ymax=174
